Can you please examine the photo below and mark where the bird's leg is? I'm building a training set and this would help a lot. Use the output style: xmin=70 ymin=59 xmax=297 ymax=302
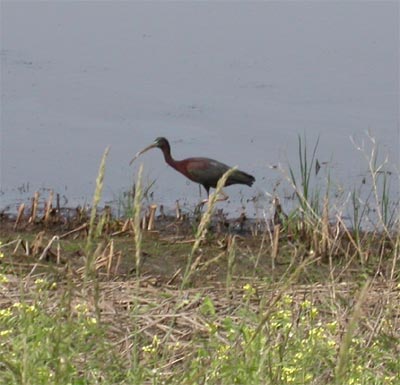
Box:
xmin=195 ymin=194 xmax=207 ymax=216
xmin=200 ymin=189 xmax=229 ymax=205
xmin=199 ymin=187 xmax=210 ymax=205
xmin=195 ymin=189 xmax=228 ymax=217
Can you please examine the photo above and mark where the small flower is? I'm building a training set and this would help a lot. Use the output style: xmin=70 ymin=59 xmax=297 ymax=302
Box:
xmin=310 ymin=307 xmax=318 ymax=318
xmin=0 ymin=274 xmax=9 ymax=284
xmin=0 ymin=308 xmax=12 ymax=319
xmin=74 ymin=303 xmax=89 ymax=314
xmin=34 ymin=278 xmax=45 ymax=285
xmin=206 ymin=322 xmax=218 ymax=334
xmin=384 ymin=376 xmax=396 ymax=384
xmin=309 ymin=326 xmax=324 ymax=339
xmin=142 ymin=335 xmax=160 ymax=355
xmin=282 ymin=366 xmax=298 ymax=383
xmin=304 ymin=373 xmax=313 ymax=381
xmin=217 ymin=345 xmax=230 ymax=361
xmin=27 ymin=305 xmax=36 ymax=313
xmin=242 ymin=283 xmax=256 ymax=299
xmin=294 ymin=352 xmax=303 ymax=361
xmin=0 ymin=329 xmax=12 ymax=337
xmin=86 ymin=317 xmax=97 ymax=325
xmin=327 ymin=339 xmax=336 ymax=347
xmin=301 ymin=299 xmax=312 ymax=309
xmin=326 ymin=321 xmax=338 ymax=332
xmin=282 ymin=294 xmax=293 ymax=305
xmin=142 ymin=345 xmax=155 ymax=353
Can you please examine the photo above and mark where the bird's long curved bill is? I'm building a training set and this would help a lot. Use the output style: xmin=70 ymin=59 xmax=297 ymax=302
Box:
xmin=129 ymin=143 xmax=157 ymax=165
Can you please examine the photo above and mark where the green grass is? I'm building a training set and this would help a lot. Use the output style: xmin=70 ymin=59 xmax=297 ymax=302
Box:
xmin=288 ymin=134 xmax=321 ymax=219
xmin=0 ymin=274 xmax=398 ymax=385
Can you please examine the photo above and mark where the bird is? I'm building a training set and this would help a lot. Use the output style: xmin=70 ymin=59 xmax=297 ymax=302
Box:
xmin=130 ymin=137 xmax=255 ymax=201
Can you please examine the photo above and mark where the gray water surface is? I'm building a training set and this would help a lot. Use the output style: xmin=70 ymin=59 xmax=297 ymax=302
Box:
xmin=1 ymin=2 xmax=399 ymax=217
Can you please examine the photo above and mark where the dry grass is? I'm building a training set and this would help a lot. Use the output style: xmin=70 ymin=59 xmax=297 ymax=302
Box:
xmin=0 ymin=268 xmax=398 ymax=384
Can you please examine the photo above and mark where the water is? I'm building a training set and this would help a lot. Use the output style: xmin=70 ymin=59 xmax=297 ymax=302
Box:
xmin=1 ymin=2 xmax=399 ymax=218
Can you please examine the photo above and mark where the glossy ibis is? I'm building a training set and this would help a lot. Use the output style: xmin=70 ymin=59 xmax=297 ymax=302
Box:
xmin=130 ymin=137 xmax=255 ymax=201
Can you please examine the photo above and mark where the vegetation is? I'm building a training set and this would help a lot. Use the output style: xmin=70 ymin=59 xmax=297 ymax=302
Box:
xmin=0 ymin=135 xmax=399 ymax=384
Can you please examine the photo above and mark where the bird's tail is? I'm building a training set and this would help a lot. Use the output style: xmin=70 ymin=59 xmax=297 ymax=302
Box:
xmin=227 ymin=170 xmax=255 ymax=187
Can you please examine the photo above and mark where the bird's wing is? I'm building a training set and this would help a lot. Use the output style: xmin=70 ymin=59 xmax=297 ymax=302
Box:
xmin=186 ymin=158 xmax=230 ymax=187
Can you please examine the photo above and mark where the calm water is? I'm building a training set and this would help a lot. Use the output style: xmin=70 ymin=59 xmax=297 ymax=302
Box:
xmin=1 ymin=2 xmax=399 ymax=217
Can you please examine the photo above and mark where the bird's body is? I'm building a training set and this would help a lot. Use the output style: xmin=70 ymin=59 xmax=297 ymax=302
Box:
xmin=131 ymin=137 xmax=255 ymax=197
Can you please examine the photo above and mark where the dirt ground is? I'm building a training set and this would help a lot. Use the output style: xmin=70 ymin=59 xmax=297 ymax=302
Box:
xmin=0 ymin=206 xmax=397 ymax=289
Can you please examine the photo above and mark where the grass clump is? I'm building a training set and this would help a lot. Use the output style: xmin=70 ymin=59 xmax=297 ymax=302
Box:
xmin=288 ymin=134 xmax=321 ymax=219
xmin=0 ymin=281 xmax=124 ymax=385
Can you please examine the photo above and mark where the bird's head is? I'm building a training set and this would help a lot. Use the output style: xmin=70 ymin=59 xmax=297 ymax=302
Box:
xmin=129 ymin=137 xmax=170 ymax=165
xmin=153 ymin=137 xmax=169 ymax=149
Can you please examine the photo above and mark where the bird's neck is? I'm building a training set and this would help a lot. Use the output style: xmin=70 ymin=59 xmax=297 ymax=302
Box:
xmin=161 ymin=147 xmax=186 ymax=174
xmin=161 ymin=147 xmax=176 ymax=168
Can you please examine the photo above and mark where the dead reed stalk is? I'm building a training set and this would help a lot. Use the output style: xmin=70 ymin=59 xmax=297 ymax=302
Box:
xmin=147 ymin=204 xmax=157 ymax=231
xmin=44 ymin=190 xmax=54 ymax=223
xmin=271 ymin=224 xmax=280 ymax=269
xmin=14 ymin=203 xmax=25 ymax=230
xmin=29 ymin=191 xmax=40 ymax=223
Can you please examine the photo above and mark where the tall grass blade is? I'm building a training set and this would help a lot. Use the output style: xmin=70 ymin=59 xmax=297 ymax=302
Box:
xmin=84 ymin=146 xmax=110 ymax=280
xmin=181 ymin=167 xmax=237 ymax=289
xmin=335 ymin=279 xmax=370 ymax=384
xmin=289 ymin=134 xmax=320 ymax=218
xmin=133 ymin=164 xmax=144 ymax=277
